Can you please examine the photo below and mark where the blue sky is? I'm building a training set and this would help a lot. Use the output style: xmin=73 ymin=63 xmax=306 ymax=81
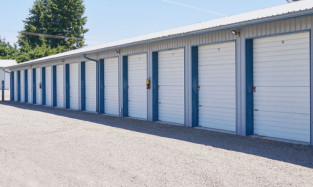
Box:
xmin=0 ymin=0 xmax=288 ymax=46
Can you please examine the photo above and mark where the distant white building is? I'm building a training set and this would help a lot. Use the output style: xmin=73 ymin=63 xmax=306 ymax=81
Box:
xmin=0 ymin=60 xmax=17 ymax=90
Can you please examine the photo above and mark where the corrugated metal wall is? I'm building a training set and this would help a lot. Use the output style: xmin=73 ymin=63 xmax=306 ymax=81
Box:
xmin=10 ymin=15 xmax=313 ymax=143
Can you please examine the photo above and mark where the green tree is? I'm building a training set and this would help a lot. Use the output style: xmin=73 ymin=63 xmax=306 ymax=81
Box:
xmin=17 ymin=0 xmax=88 ymax=62
xmin=18 ymin=0 xmax=49 ymax=49
xmin=46 ymin=0 xmax=88 ymax=49
xmin=16 ymin=38 xmax=66 ymax=63
xmin=0 ymin=37 xmax=19 ymax=60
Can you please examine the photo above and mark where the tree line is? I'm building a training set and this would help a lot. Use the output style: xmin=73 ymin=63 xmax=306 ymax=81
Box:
xmin=0 ymin=0 xmax=88 ymax=63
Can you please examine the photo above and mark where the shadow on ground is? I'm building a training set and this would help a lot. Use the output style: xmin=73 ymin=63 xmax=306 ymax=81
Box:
xmin=1 ymin=101 xmax=313 ymax=169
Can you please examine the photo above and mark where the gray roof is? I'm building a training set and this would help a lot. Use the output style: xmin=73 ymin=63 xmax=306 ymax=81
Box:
xmin=0 ymin=60 xmax=17 ymax=68
xmin=8 ymin=0 xmax=313 ymax=68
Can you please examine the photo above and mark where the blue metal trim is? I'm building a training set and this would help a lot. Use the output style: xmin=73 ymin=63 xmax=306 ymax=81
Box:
xmin=81 ymin=61 xmax=86 ymax=111
xmin=25 ymin=70 xmax=28 ymax=103
xmin=246 ymin=39 xmax=254 ymax=136
xmin=99 ymin=59 xmax=104 ymax=114
xmin=122 ymin=56 xmax=128 ymax=117
xmin=152 ymin=52 xmax=158 ymax=121
xmin=10 ymin=72 xmax=14 ymax=101
xmin=96 ymin=61 xmax=100 ymax=113
xmin=42 ymin=67 xmax=46 ymax=105
xmin=17 ymin=71 xmax=20 ymax=102
xmin=310 ymin=30 xmax=313 ymax=145
xmin=183 ymin=47 xmax=186 ymax=125
xmin=65 ymin=64 xmax=70 ymax=109
xmin=32 ymin=68 xmax=36 ymax=104
xmin=191 ymin=46 xmax=199 ymax=127
xmin=52 ymin=66 xmax=57 ymax=107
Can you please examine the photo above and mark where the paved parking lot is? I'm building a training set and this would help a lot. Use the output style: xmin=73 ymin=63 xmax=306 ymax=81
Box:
xmin=0 ymin=102 xmax=313 ymax=186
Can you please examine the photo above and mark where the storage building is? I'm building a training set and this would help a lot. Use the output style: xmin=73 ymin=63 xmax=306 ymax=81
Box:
xmin=6 ymin=1 xmax=313 ymax=145
xmin=0 ymin=60 xmax=17 ymax=90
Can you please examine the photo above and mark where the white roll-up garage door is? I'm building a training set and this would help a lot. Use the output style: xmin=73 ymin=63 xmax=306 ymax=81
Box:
xmin=28 ymin=69 xmax=32 ymax=103
xmin=70 ymin=63 xmax=79 ymax=110
xmin=104 ymin=57 xmax=119 ymax=116
xmin=14 ymin=71 xmax=18 ymax=101
xmin=56 ymin=65 xmax=64 ymax=108
xmin=85 ymin=61 xmax=97 ymax=112
xmin=20 ymin=70 xmax=25 ymax=102
xmin=36 ymin=68 xmax=42 ymax=105
xmin=45 ymin=66 xmax=52 ymax=106
xmin=198 ymin=42 xmax=236 ymax=132
xmin=253 ymin=32 xmax=310 ymax=143
xmin=128 ymin=54 xmax=147 ymax=119
xmin=158 ymin=48 xmax=185 ymax=124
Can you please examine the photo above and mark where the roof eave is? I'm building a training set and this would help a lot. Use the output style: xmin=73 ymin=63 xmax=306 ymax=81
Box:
xmin=7 ymin=9 xmax=313 ymax=70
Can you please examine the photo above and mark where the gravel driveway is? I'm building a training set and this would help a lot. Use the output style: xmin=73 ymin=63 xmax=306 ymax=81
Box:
xmin=0 ymin=102 xmax=313 ymax=186
xmin=0 ymin=90 xmax=10 ymax=101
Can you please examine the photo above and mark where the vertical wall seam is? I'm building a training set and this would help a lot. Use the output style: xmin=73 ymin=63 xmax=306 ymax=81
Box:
xmin=81 ymin=61 xmax=86 ymax=111
xmin=10 ymin=72 xmax=14 ymax=101
xmin=99 ymin=59 xmax=105 ymax=114
xmin=66 ymin=64 xmax=70 ymax=109
xmin=152 ymin=52 xmax=159 ymax=121
xmin=96 ymin=61 xmax=99 ymax=113
xmin=17 ymin=71 xmax=20 ymax=102
xmin=310 ymin=29 xmax=313 ymax=145
xmin=245 ymin=39 xmax=254 ymax=136
xmin=191 ymin=46 xmax=199 ymax=127
xmin=53 ymin=66 xmax=57 ymax=107
xmin=42 ymin=67 xmax=46 ymax=105
xmin=33 ymin=68 xmax=36 ymax=104
xmin=25 ymin=70 xmax=28 ymax=103
xmin=122 ymin=56 xmax=128 ymax=117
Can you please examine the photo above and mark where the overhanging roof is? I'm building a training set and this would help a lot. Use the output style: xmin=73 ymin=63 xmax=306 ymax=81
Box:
xmin=0 ymin=60 xmax=17 ymax=68
xmin=8 ymin=0 xmax=313 ymax=69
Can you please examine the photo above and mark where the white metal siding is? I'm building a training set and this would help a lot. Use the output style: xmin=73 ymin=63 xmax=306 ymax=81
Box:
xmin=158 ymin=48 xmax=185 ymax=124
xmin=14 ymin=71 xmax=18 ymax=101
xmin=198 ymin=42 xmax=236 ymax=132
xmin=128 ymin=54 xmax=147 ymax=119
xmin=28 ymin=69 xmax=32 ymax=103
xmin=253 ymin=32 xmax=310 ymax=143
xmin=104 ymin=58 xmax=119 ymax=116
xmin=4 ymin=72 xmax=10 ymax=90
xmin=56 ymin=65 xmax=64 ymax=108
xmin=0 ymin=71 xmax=3 ymax=87
xmin=85 ymin=61 xmax=97 ymax=112
xmin=20 ymin=70 xmax=25 ymax=102
xmin=36 ymin=68 xmax=42 ymax=105
xmin=70 ymin=63 xmax=79 ymax=110
xmin=45 ymin=67 xmax=52 ymax=106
